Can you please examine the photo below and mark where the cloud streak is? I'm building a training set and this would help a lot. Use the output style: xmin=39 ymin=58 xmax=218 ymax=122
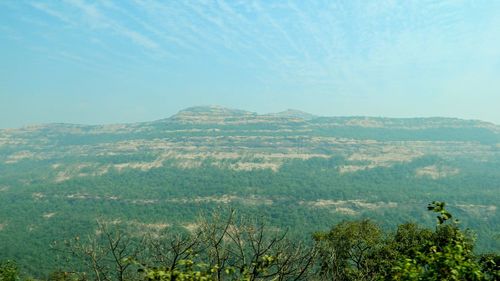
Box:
xmin=2 ymin=0 xmax=500 ymax=124
xmin=63 ymin=0 xmax=161 ymax=51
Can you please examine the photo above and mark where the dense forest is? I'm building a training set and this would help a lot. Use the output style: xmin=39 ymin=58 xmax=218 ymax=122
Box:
xmin=0 ymin=107 xmax=499 ymax=278
xmin=1 ymin=202 xmax=499 ymax=280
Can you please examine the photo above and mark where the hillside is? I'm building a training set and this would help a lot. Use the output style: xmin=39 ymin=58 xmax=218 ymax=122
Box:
xmin=1 ymin=106 xmax=498 ymax=175
xmin=0 ymin=106 xmax=499 ymax=275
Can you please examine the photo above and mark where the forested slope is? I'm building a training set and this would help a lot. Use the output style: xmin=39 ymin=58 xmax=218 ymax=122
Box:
xmin=0 ymin=106 xmax=499 ymax=276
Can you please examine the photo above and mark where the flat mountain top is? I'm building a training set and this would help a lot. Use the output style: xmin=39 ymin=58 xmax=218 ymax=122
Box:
xmin=267 ymin=109 xmax=317 ymax=120
xmin=174 ymin=105 xmax=255 ymax=117
xmin=1 ymin=106 xmax=499 ymax=134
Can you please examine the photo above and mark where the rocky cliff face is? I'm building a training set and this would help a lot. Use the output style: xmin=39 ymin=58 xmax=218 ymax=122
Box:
xmin=0 ymin=106 xmax=498 ymax=183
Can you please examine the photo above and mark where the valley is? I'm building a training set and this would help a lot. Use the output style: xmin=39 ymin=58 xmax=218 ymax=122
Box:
xmin=0 ymin=106 xmax=499 ymax=275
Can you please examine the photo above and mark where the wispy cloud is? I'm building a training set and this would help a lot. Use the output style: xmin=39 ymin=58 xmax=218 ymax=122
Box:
xmin=62 ymin=0 xmax=161 ymax=52
xmin=30 ymin=2 xmax=74 ymax=26
xmin=5 ymin=1 xmax=500 ymax=107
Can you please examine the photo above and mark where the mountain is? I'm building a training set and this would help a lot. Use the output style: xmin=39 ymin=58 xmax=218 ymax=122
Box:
xmin=168 ymin=105 xmax=257 ymax=123
xmin=267 ymin=109 xmax=317 ymax=120
xmin=0 ymin=105 xmax=499 ymax=187
xmin=0 ymin=106 xmax=499 ymax=275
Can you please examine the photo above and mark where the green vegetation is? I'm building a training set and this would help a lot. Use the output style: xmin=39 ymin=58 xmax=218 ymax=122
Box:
xmin=0 ymin=260 xmax=19 ymax=281
xmin=1 ymin=202 xmax=498 ymax=280
xmin=0 ymin=107 xmax=499 ymax=277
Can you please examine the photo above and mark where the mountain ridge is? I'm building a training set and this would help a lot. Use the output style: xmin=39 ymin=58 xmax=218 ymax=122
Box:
xmin=2 ymin=105 xmax=499 ymax=131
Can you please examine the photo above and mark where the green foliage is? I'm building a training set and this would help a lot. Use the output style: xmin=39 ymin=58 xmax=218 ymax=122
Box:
xmin=311 ymin=202 xmax=498 ymax=281
xmin=314 ymin=219 xmax=383 ymax=280
xmin=478 ymin=254 xmax=500 ymax=280
xmin=141 ymin=260 xmax=215 ymax=281
xmin=140 ymin=255 xmax=281 ymax=281
xmin=0 ymin=260 xmax=19 ymax=281
xmin=392 ymin=228 xmax=483 ymax=280
xmin=392 ymin=203 xmax=485 ymax=281
xmin=427 ymin=201 xmax=453 ymax=225
xmin=47 ymin=271 xmax=78 ymax=281
xmin=0 ymin=111 xmax=499 ymax=279
xmin=2 ymin=201 xmax=500 ymax=281
xmin=1 ymin=153 xmax=499 ymax=276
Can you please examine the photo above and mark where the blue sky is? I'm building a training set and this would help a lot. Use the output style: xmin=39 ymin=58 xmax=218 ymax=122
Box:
xmin=1 ymin=0 xmax=500 ymax=128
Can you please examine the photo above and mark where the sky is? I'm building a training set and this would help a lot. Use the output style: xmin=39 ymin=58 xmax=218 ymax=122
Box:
xmin=1 ymin=0 xmax=500 ymax=128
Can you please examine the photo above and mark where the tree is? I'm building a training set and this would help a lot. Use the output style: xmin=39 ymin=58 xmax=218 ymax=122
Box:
xmin=54 ymin=209 xmax=316 ymax=281
xmin=478 ymin=253 xmax=500 ymax=280
xmin=313 ymin=219 xmax=383 ymax=280
xmin=52 ymin=221 xmax=144 ymax=281
xmin=392 ymin=201 xmax=484 ymax=281
xmin=0 ymin=260 xmax=19 ymax=281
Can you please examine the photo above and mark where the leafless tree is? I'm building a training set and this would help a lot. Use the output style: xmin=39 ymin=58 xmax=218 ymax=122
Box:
xmin=196 ymin=208 xmax=317 ymax=280
xmin=53 ymin=209 xmax=317 ymax=281
xmin=52 ymin=221 xmax=144 ymax=281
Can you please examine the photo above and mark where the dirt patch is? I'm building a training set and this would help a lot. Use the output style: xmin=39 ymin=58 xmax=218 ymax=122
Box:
xmin=114 ymin=159 xmax=163 ymax=172
xmin=346 ymin=119 xmax=384 ymax=128
xmin=455 ymin=204 xmax=497 ymax=217
xmin=5 ymin=150 xmax=38 ymax=163
xmin=174 ymin=159 xmax=203 ymax=169
xmin=129 ymin=221 xmax=170 ymax=238
xmin=32 ymin=192 xmax=45 ymax=200
xmin=183 ymin=223 xmax=199 ymax=233
xmin=334 ymin=207 xmax=358 ymax=215
xmin=339 ymin=165 xmax=375 ymax=174
xmin=303 ymin=199 xmax=397 ymax=211
xmin=130 ymin=199 xmax=159 ymax=205
xmin=132 ymin=222 xmax=170 ymax=231
xmin=0 ymin=137 xmax=26 ymax=146
xmin=240 ymin=195 xmax=273 ymax=206
xmin=43 ymin=212 xmax=56 ymax=218
xmin=55 ymin=171 xmax=72 ymax=183
xmin=415 ymin=165 xmax=459 ymax=179
xmin=165 ymin=195 xmax=274 ymax=205
xmin=348 ymin=145 xmax=424 ymax=167
xmin=229 ymin=162 xmax=280 ymax=172
xmin=67 ymin=193 xmax=95 ymax=200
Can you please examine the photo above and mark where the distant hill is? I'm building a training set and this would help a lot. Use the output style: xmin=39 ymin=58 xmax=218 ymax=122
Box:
xmin=266 ymin=109 xmax=317 ymax=120
xmin=0 ymin=105 xmax=498 ymax=176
